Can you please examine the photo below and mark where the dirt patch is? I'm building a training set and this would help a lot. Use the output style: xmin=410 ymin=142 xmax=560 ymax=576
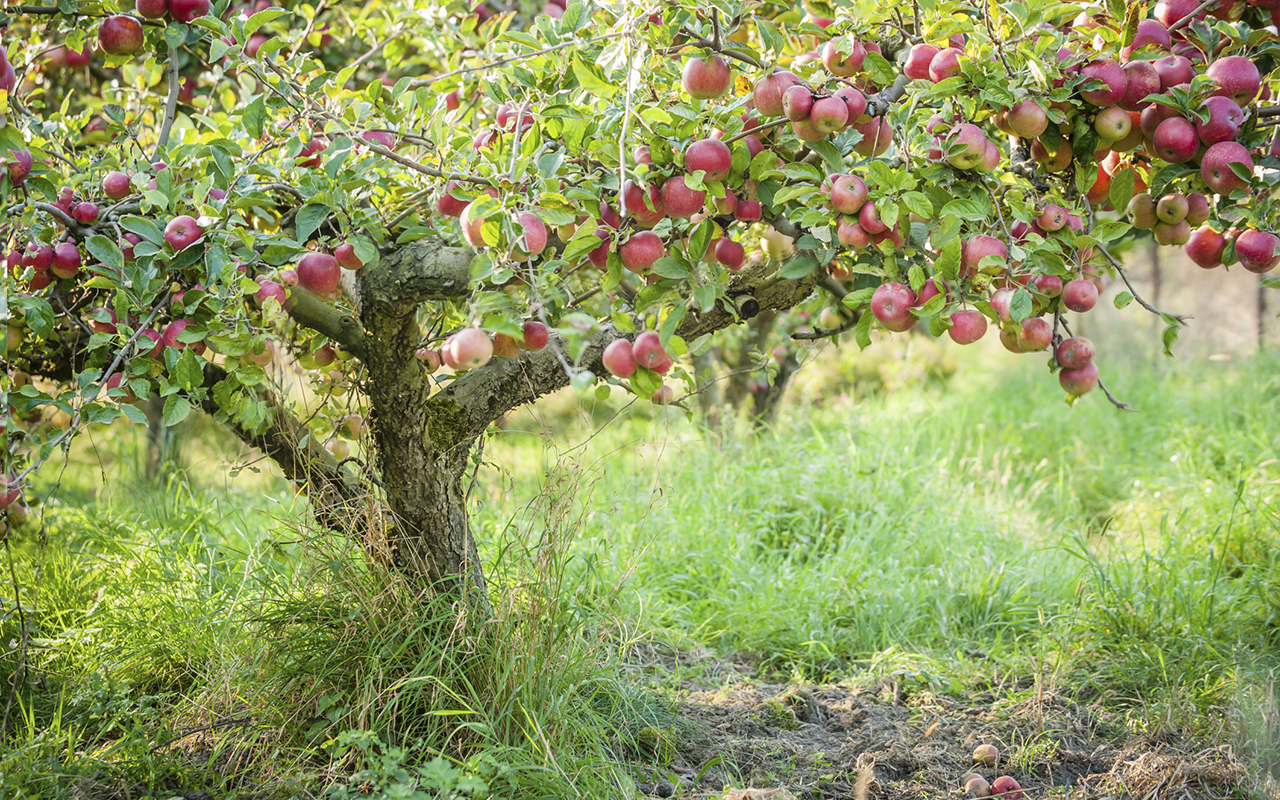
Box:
xmin=625 ymin=645 xmax=1255 ymax=799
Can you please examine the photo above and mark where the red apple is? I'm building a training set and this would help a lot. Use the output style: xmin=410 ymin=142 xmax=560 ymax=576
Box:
xmin=135 ymin=0 xmax=167 ymax=18
xmin=1235 ymin=229 xmax=1280 ymax=273
xmin=1196 ymin=96 xmax=1243 ymax=145
xmin=682 ymin=54 xmax=731 ymax=99
xmin=162 ymin=319 xmax=206 ymax=355
xmin=451 ymin=327 xmax=493 ymax=370
xmin=622 ymin=179 xmax=666 ymax=227
xmin=168 ymin=0 xmax=209 ymax=23
xmin=102 ymin=170 xmax=131 ymax=199
xmin=929 ymin=48 xmax=963 ymax=82
xmin=782 ymin=85 xmax=814 ymax=121
xmin=1056 ymin=336 xmax=1095 ymax=369
xmin=50 ymin=242 xmax=82 ymax=279
xmin=602 ymin=339 xmax=637 ymax=378
xmin=1007 ymin=99 xmax=1048 ymax=138
xmin=5 ymin=149 xmax=32 ymax=186
xmin=1152 ymin=117 xmax=1198 ymax=162
xmin=1079 ymin=59 xmax=1128 ymax=106
xmin=632 ymin=331 xmax=667 ymax=369
xmin=1153 ymin=55 xmax=1194 ymax=90
xmin=685 ymin=138 xmax=732 ymax=181
xmin=620 ymin=231 xmax=665 ymax=273
xmin=512 ymin=211 xmax=547 ymax=259
xmin=1059 ymin=362 xmax=1099 ymax=396
xmin=752 ymin=70 xmax=799 ymax=117
xmin=948 ymin=309 xmax=988 ymax=344
xmin=72 ymin=202 xmax=99 ymax=225
xmin=1017 ymin=317 xmax=1052 ymax=351
xmin=990 ymin=776 xmax=1023 ymax=800
xmin=164 ymin=215 xmax=203 ymax=250
xmin=1200 ymin=141 xmax=1253 ymax=194
xmin=659 ymin=176 xmax=705 ymax=218
xmin=809 ymin=96 xmax=849 ymax=135
xmin=1062 ymin=279 xmax=1098 ymax=312
xmin=297 ymin=251 xmax=341 ymax=294
xmin=521 ymin=321 xmax=548 ymax=351
xmin=831 ymin=174 xmax=868 ymax=214
xmin=903 ymin=44 xmax=939 ymax=80
xmin=714 ymin=238 xmax=746 ymax=270
xmin=837 ymin=220 xmax=870 ymax=249
xmin=871 ymin=282 xmax=917 ymax=332
xmin=822 ymin=39 xmax=865 ymax=77
xmin=735 ymin=198 xmax=762 ymax=222
xmin=1120 ymin=61 xmax=1160 ymax=111
xmin=334 ymin=242 xmax=363 ymax=270
xmin=962 ymin=234 xmax=1008 ymax=279
xmin=1033 ymin=274 xmax=1064 ymax=297
xmin=1120 ymin=19 xmax=1172 ymax=59
xmin=1206 ymin=55 xmax=1261 ymax=106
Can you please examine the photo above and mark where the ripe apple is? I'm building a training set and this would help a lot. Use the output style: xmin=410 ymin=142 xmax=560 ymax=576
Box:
xmin=164 ymin=215 xmax=203 ymax=250
xmin=521 ymin=321 xmax=548 ymax=351
xmin=1119 ymin=61 xmax=1160 ymax=111
xmin=334 ymin=242 xmax=363 ymax=270
xmin=1094 ymin=106 xmax=1132 ymax=141
xmin=135 ymin=0 xmax=167 ymax=18
xmin=1120 ymin=19 xmax=1172 ymax=59
xmin=1200 ymin=141 xmax=1253 ymax=194
xmin=512 ymin=211 xmax=548 ymax=259
xmin=139 ymin=329 xmax=164 ymax=359
xmin=809 ymin=96 xmax=849 ymax=135
xmin=1153 ymin=55 xmax=1194 ymax=90
xmin=254 ymin=279 xmax=288 ymax=308
xmin=1056 ymin=336 xmax=1095 ymax=369
xmin=962 ymin=234 xmax=1008 ymax=279
xmin=1185 ymin=193 xmax=1211 ymax=226
xmin=903 ymin=44 xmax=939 ymax=80
xmin=632 ymin=331 xmax=667 ymax=369
xmin=685 ymin=138 xmax=732 ymax=181
xmin=837 ymin=220 xmax=870 ymax=249
xmin=1059 ymin=362 xmax=1099 ymax=396
xmin=948 ymin=310 xmax=988 ymax=344
xmin=752 ymin=70 xmax=800 ymax=117
xmin=1152 ymin=117 xmax=1198 ymax=162
xmin=460 ymin=200 xmax=493 ymax=247
xmin=1186 ymin=225 xmax=1226 ymax=268
xmin=782 ymin=85 xmax=814 ymax=121
xmin=102 ymin=170 xmax=131 ymax=199
xmin=620 ymin=231 xmax=665 ymax=273
xmin=1033 ymin=274 xmax=1064 ymax=297
xmin=168 ymin=0 xmax=209 ymax=23
xmin=415 ymin=347 xmax=441 ymax=372
xmin=1196 ymin=96 xmax=1243 ymax=145
xmin=1155 ymin=193 xmax=1189 ymax=224
xmin=51 ymin=242 xmax=81 ymax=279
xmin=946 ymin=123 xmax=988 ymax=170
xmin=1206 ymin=55 xmax=1261 ymax=106
xmin=715 ymin=238 xmax=746 ymax=270
xmin=297 ymin=251 xmax=341 ymax=294
xmin=1031 ymin=137 xmax=1072 ymax=173
xmin=452 ymin=327 xmax=493 ymax=370
xmin=622 ymin=179 xmax=666 ymax=227
xmin=833 ymin=86 xmax=867 ymax=123
xmin=831 ymin=174 xmax=869 ymax=214
xmin=822 ymin=39 xmax=865 ymax=77
xmin=492 ymin=333 xmax=520 ymax=358
xmin=851 ymin=117 xmax=893 ymax=158
xmin=1235 ymin=229 xmax=1280 ymax=273
xmin=929 ymin=47 xmax=963 ymax=82
xmin=660 ymin=176 xmax=705 ymax=218
xmin=859 ymin=201 xmax=887 ymax=235
xmin=5 ymin=149 xmax=33 ymax=186
xmin=602 ymin=339 xmax=637 ymax=378
xmin=1062 ymin=279 xmax=1098 ymax=312
xmin=1126 ymin=192 xmax=1158 ymax=229
xmin=162 ymin=319 xmax=206 ymax=355
xmin=72 ymin=202 xmax=99 ymax=225
xmin=99 ymin=15 xmax=144 ymax=55
xmin=1007 ymin=100 xmax=1048 ymax=138
xmin=1139 ymin=102 xmax=1180 ymax=138
xmin=1156 ymin=0 xmax=1205 ymax=27
xmin=1018 ymin=317 xmax=1052 ymax=351
xmin=1080 ymin=60 xmax=1128 ymax=106
xmin=871 ymin=282 xmax=917 ymax=332
xmin=682 ymin=54 xmax=731 ymax=99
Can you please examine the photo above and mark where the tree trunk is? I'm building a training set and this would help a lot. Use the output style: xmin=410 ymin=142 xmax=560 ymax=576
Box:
xmin=752 ymin=352 xmax=800 ymax=427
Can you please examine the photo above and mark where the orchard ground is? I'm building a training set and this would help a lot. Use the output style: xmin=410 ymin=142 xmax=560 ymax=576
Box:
xmin=5 ymin=278 xmax=1280 ymax=799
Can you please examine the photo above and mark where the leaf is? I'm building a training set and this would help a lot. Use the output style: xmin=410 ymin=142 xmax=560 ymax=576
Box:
xmin=939 ymin=195 xmax=991 ymax=221
xmin=854 ymin=310 xmax=873 ymax=349
xmin=907 ymin=265 xmax=925 ymax=293
xmin=652 ymin=256 xmax=693 ymax=280
xmin=901 ymin=192 xmax=933 ymax=219
xmin=1114 ymin=290 xmax=1134 ymax=309
xmin=120 ymin=403 xmax=148 ymax=424
xmin=688 ymin=220 xmax=714 ymax=265
xmin=1009 ymin=289 xmax=1033 ymax=323
xmin=1109 ymin=167 xmax=1135 ymax=212
xmin=85 ymin=235 xmax=123 ymax=271
xmin=174 ymin=348 xmax=204 ymax=391
xmin=120 ymin=215 xmax=166 ymax=244
xmin=694 ymin=283 xmax=716 ymax=313
xmin=572 ymin=55 xmax=618 ymax=98
xmin=18 ymin=297 xmax=54 ymax=338
xmin=1162 ymin=320 xmax=1180 ymax=356
xmin=563 ymin=223 xmax=603 ymax=263
xmin=755 ymin=18 xmax=784 ymax=55
xmin=242 ymin=95 xmax=267 ymax=139
xmin=779 ymin=255 xmax=818 ymax=279
xmin=935 ymin=237 xmax=962 ymax=281
xmin=163 ymin=394 xmax=192 ymax=426
xmin=244 ymin=8 xmax=287 ymax=37
xmin=164 ymin=23 xmax=188 ymax=51
xmin=658 ymin=305 xmax=686 ymax=350
xmin=295 ymin=203 xmax=331 ymax=244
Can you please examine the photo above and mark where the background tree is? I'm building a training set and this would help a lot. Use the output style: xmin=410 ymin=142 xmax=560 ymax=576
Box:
xmin=3 ymin=0 xmax=1279 ymax=603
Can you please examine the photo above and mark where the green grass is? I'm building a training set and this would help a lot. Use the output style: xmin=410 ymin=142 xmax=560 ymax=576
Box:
xmin=4 ymin=342 xmax=1280 ymax=797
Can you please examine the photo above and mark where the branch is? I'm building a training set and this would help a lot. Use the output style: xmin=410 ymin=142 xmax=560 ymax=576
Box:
xmin=1058 ymin=317 xmax=1137 ymax=411
xmin=864 ymin=73 xmax=910 ymax=119
xmin=407 ymin=33 xmax=625 ymax=88
xmin=1094 ymin=244 xmax=1191 ymax=325
xmin=1166 ymin=0 xmax=1219 ymax=33
xmin=152 ymin=42 xmax=180 ymax=162
xmin=359 ymin=237 xmax=473 ymax=314
xmin=284 ymin=286 xmax=369 ymax=359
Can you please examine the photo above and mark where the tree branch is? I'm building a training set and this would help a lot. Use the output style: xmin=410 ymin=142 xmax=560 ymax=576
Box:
xmin=152 ymin=42 xmax=180 ymax=162
xmin=284 ymin=286 xmax=369 ymax=359
xmin=359 ymin=237 xmax=473 ymax=314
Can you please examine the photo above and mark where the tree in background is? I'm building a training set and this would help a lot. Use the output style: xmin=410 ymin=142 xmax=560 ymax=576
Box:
xmin=3 ymin=0 xmax=1279 ymax=603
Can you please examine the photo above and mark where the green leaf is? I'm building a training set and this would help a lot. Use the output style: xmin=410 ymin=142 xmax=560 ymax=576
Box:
xmin=295 ymin=203 xmax=331 ymax=244
xmin=688 ymin=220 xmax=714 ymax=265
xmin=1162 ymin=320 xmax=1180 ymax=356
xmin=243 ymin=8 xmax=287 ymax=37
xmin=1109 ymin=167 xmax=1135 ymax=211
xmin=907 ymin=265 xmax=925 ymax=293
xmin=572 ymin=55 xmax=618 ymax=98
xmin=755 ymin=18 xmax=784 ymax=55
xmin=18 ymin=297 xmax=55 ymax=338
xmin=935 ymin=237 xmax=962 ymax=281
xmin=854 ymin=309 xmax=873 ymax=349
xmin=779 ymin=255 xmax=818 ymax=279
xmin=694 ymin=283 xmax=716 ymax=313
xmin=630 ymin=366 xmax=662 ymax=399
xmin=563 ymin=222 xmax=603 ymax=263
xmin=902 ymin=192 xmax=933 ymax=219
xmin=85 ymin=235 xmax=123 ymax=271
xmin=1009 ymin=289 xmax=1033 ymax=323
xmin=652 ymin=256 xmax=693 ymax=280
xmin=120 ymin=215 xmax=166 ymax=244
xmin=242 ymin=95 xmax=267 ymax=139
xmin=164 ymin=23 xmax=188 ymax=51
xmin=120 ymin=403 xmax=148 ymax=424
xmin=174 ymin=348 xmax=204 ymax=391
xmin=163 ymin=394 xmax=192 ymax=426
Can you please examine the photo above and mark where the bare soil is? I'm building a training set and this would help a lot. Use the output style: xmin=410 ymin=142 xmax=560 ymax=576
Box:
xmin=626 ymin=645 xmax=1256 ymax=800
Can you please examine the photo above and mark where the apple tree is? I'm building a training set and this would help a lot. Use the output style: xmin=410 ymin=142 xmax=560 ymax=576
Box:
xmin=3 ymin=0 xmax=1279 ymax=604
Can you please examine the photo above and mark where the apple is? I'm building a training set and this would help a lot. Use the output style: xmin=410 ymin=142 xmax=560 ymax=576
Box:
xmin=1056 ymin=336 xmax=1095 ymax=369
xmin=1206 ymin=55 xmax=1261 ymax=106
xmin=121 ymin=232 xmax=141 ymax=261
xmin=1153 ymin=55 xmax=1194 ymax=90
xmin=714 ymin=190 xmax=738 ymax=215
xmin=1152 ymin=117 xmax=1198 ymax=163
xmin=89 ymin=307 xmax=118 ymax=334
xmin=620 ymin=231 xmax=665 ymax=273
xmin=1031 ymin=137 xmax=1072 ymax=173
xmin=1059 ymin=362 xmax=1099 ymax=396
xmin=1086 ymin=164 xmax=1111 ymax=205
xmin=139 ymin=329 xmax=164 ymax=359
xmin=682 ymin=54 xmax=731 ymax=99
xmin=415 ymin=347 xmax=441 ymax=372
xmin=871 ymin=282 xmax=917 ymax=332
xmin=809 ymin=96 xmax=849 ymax=135
xmin=929 ymin=47 xmax=963 ymax=82
xmin=990 ymin=776 xmax=1023 ymax=800
xmin=752 ymin=70 xmax=800 ymax=117
xmin=946 ymin=123 xmax=988 ymax=170
xmin=685 ymin=138 xmax=732 ymax=181
xmin=735 ymin=198 xmax=762 ymax=222
xmin=999 ymin=328 xmax=1026 ymax=353
xmin=1119 ymin=61 xmax=1160 ymax=111
xmin=72 ymin=202 xmax=99 ymax=225
xmin=164 ymin=215 xmax=203 ymax=250
xmin=1139 ymin=102 xmax=1180 ymax=138
xmin=1018 ymin=317 xmax=1052 ymax=351
xmin=833 ymin=86 xmax=867 ymax=123
xmin=51 ymin=242 xmax=81 ymax=279
xmin=460 ymin=200 xmax=493 ymax=248
xmin=1186 ymin=225 xmax=1226 ymax=268
xmin=948 ymin=310 xmax=988 ymax=344
xmin=102 ymin=170 xmax=131 ymax=199
xmin=168 ymin=0 xmax=209 ymax=23
xmin=1126 ymin=192 xmax=1158 ymax=229
xmin=1079 ymin=60 xmax=1127 ymax=106
xmin=1196 ymin=96 xmax=1243 ymax=145
xmin=1062 ymin=279 xmax=1098 ymax=312
xmin=831 ymin=174 xmax=869 ymax=214
xmin=1156 ymin=0 xmax=1205 ymax=26
xmin=602 ymin=339 xmax=637 ymax=378
xmin=1033 ymin=274 xmax=1063 ymax=297
xmin=512 ymin=211 xmax=547 ymax=259
xmin=99 ymin=15 xmax=144 ymax=55
xmin=1185 ymin=193 xmax=1211 ymax=226
xmin=1007 ymin=100 xmax=1048 ymax=138
xmin=1200 ymin=141 xmax=1253 ymax=194
xmin=492 ymin=333 xmax=520 ymax=359
xmin=650 ymin=385 xmax=674 ymax=405
xmin=451 ymin=328 xmax=493 ymax=370
xmin=5 ymin=149 xmax=33 ymax=186
xmin=659 ymin=176 xmax=705 ymax=218
xmin=715 ymin=238 xmax=746 ymax=270
xmin=1235 ymin=229 xmax=1280 ymax=273
xmin=859 ymin=201 xmax=887 ymax=234
xmin=297 ymin=135 xmax=328 ymax=167
xmin=916 ymin=279 xmax=945 ymax=307
xmin=334 ymin=242 xmax=363 ymax=270
xmin=360 ymin=130 xmax=398 ymax=151
xmin=903 ymin=44 xmax=939 ymax=80
xmin=851 ymin=117 xmax=893 ymax=158
xmin=280 ymin=268 xmax=298 ymax=286
xmin=782 ymin=85 xmax=814 ymax=121
xmin=135 ymin=0 xmax=167 ymax=18
xmin=521 ymin=321 xmax=548 ymax=351
xmin=297 ymin=251 xmax=341 ymax=294
xmin=1120 ymin=19 xmax=1172 ymax=59
xmin=962 ymin=234 xmax=1008 ymax=279
xmin=964 ymin=775 xmax=992 ymax=797
xmin=822 ymin=39 xmax=865 ymax=77
xmin=837 ymin=220 xmax=870 ymax=249
xmin=1094 ymin=106 xmax=1132 ymax=141
xmin=632 ymin=331 xmax=667 ymax=369
xmin=254 ymin=279 xmax=288 ymax=308
xmin=622 ymin=179 xmax=666 ymax=227
xmin=1156 ymin=193 xmax=1189 ymax=224
xmin=162 ymin=319 xmax=206 ymax=355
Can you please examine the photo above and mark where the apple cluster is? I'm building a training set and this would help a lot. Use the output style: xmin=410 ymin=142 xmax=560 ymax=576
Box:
xmin=963 ymin=744 xmax=1023 ymax=799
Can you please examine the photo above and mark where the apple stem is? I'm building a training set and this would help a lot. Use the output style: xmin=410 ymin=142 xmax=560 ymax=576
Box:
xmin=152 ymin=42 xmax=180 ymax=163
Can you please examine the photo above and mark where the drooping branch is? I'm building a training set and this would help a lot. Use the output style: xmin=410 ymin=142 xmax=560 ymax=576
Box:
xmin=359 ymin=237 xmax=474 ymax=313
xmin=285 ymin=286 xmax=370 ymax=359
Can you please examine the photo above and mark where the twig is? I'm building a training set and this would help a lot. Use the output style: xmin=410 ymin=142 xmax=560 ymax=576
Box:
xmin=792 ymin=315 xmax=859 ymax=340
xmin=1095 ymin=244 xmax=1191 ymax=325
xmin=408 ymin=33 xmax=625 ymax=88
xmin=1059 ymin=317 xmax=1137 ymax=411
xmin=1166 ymin=0 xmax=1219 ymax=33
xmin=864 ymin=73 xmax=910 ymax=119
xmin=724 ymin=117 xmax=789 ymax=144
xmin=152 ymin=42 xmax=181 ymax=162
xmin=1257 ymin=106 xmax=1280 ymax=118
xmin=679 ymin=26 xmax=764 ymax=69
